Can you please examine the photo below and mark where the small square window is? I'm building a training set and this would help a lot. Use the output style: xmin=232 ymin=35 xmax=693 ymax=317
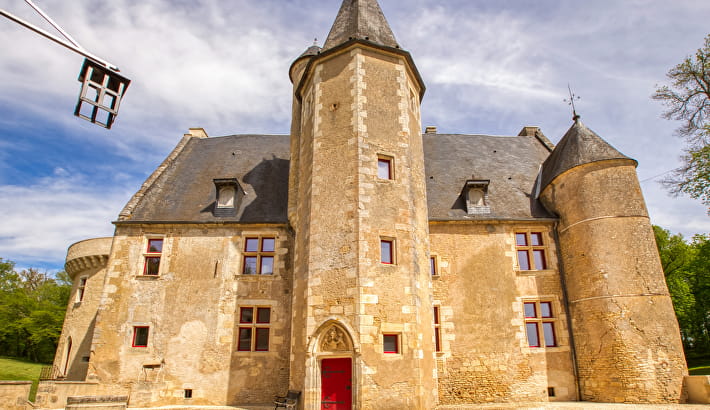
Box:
xmin=380 ymin=240 xmax=393 ymax=264
xmin=240 ymin=307 xmax=254 ymax=323
xmin=184 ymin=389 xmax=193 ymax=399
xmin=383 ymin=334 xmax=399 ymax=354
xmin=524 ymin=302 xmax=537 ymax=318
xmin=147 ymin=239 xmax=163 ymax=253
xmin=256 ymin=307 xmax=271 ymax=323
xmin=132 ymin=326 xmax=149 ymax=347
xmin=548 ymin=387 xmax=556 ymax=397
xmin=377 ymin=157 xmax=393 ymax=180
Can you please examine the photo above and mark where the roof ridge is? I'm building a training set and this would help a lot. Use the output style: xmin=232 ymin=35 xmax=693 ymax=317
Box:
xmin=117 ymin=135 xmax=196 ymax=221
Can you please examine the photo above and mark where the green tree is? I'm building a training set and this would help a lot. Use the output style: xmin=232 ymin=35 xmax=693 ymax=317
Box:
xmin=653 ymin=34 xmax=710 ymax=212
xmin=0 ymin=259 xmax=71 ymax=363
xmin=653 ymin=226 xmax=710 ymax=352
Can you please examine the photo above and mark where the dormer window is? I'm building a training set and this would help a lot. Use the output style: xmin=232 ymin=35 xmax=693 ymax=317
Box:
xmin=213 ymin=178 xmax=241 ymax=217
xmin=465 ymin=180 xmax=490 ymax=215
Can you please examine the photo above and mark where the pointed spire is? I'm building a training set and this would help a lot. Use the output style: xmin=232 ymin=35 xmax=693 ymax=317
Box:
xmin=323 ymin=0 xmax=399 ymax=51
xmin=539 ymin=120 xmax=636 ymax=190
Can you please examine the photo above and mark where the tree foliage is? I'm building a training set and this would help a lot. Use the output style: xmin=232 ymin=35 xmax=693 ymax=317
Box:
xmin=653 ymin=34 xmax=710 ymax=212
xmin=0 ymin=258 xmax=71 ymax=363
xmin=653 ymin=226 xmax=710 ymax=353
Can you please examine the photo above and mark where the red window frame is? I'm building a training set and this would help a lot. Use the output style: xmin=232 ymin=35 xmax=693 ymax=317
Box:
xmin=377 ymin=157 xmax=393 ymax=180
xmin=143 ymin=238 xmax=163 ymax=275
xmin=380 ymin=240 xmax=394 ymax=264
xmin=237 ymin=307 xmax=271 ymax=352
xmin=516 ymin=232 xmax=547 ymax=270
xmin=524 ymin=301 xmax=557 ymax=348
xmin=383 ymin=334 xmax=399 ymax=354
xmin=242 ymin=237 xmax=275 ymax=275
xmin=132 ymin=326 xmax=149 ymax=347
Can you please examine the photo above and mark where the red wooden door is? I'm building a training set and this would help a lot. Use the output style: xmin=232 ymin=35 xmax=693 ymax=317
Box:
xmin=321 ymin=358 xmax=352 ymax=410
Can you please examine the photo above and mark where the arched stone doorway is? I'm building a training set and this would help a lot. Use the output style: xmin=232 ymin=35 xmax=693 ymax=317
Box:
xmin=305 ymin=320 xmax=358 ymax=410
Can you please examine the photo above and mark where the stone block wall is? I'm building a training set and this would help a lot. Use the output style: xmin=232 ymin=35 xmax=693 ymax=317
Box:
xmin=430 ymin=222 xmax=576 ymax=404
xmin=0 ymin=381 xmax=31 ymax=410
xmin=87 ymin=224 xmax=292 ymax=407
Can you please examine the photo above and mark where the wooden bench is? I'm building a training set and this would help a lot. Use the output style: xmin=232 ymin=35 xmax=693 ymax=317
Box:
xmin=274 ymin=389 xmax=301 ymax=409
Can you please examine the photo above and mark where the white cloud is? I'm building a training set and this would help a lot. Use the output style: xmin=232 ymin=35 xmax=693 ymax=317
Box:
xmin=0 ymin=0 xmax=708 ymax=270
xmin=0 ymin=168 xmax=133 ymax=267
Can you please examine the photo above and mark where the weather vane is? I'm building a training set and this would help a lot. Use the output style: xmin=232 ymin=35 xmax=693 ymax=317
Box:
xmin=564 ymin=84 xmax=581 ymax=122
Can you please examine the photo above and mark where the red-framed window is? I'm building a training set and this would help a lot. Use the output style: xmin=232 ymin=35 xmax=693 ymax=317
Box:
xmin=377 ymin=156 xmax=393 ymax=180
xmin=430 ymin=256 xmax=438 ymax=276
xmin=516 ymin=232 xmax=547 ymax=270
xmin=243 ymin=237 xmax=275 ymax=275
xmin=380 ymin=239 xmax=394 ymax=264
xmin=238 ymin=307 xmax=271 ymax=351
xmin=434 ymin=306 xmax=442 ymax=352
xmin=383 ymin=334 xmax=399 ymax=354
xmin=524 ymin=301 xmax=557 ymax=348
xmin=132 ymin=326 xmax=150 ymax=347
xmin=143 ymin=238 xmax=163 ymax=275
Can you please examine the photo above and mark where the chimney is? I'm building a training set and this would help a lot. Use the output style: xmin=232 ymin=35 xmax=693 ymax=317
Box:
xmin=425 ymin=126 xmax=437 ymax=134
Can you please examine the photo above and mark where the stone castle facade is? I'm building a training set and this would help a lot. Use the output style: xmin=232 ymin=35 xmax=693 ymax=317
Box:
xmin=48 ymin=0 xmax=687 ymax=408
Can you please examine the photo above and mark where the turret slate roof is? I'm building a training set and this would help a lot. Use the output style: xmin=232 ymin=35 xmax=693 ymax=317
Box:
xmin=323 ymin=0 xmax=399 ymax=50
xmin=539 ymin=119 xmax=635 ymax=190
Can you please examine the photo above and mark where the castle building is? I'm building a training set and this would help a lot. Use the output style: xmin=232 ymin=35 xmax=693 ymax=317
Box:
xmin=49 ymin=0 xmax=687 ymax=408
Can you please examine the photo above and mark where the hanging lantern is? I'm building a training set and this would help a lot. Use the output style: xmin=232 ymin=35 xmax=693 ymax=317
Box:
xmin=74 ymin=59 xmax=131 ymax=129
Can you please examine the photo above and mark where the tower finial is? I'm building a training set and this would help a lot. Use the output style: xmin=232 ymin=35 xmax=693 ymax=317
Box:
xmin=313 ymin=38 xmax=318 ymax=46
xmin=564 ymin=83 xmax=581 ymax=122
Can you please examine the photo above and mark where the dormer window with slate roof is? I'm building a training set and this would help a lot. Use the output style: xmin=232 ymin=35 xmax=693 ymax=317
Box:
xmin=465 ymin=180 xmax=490 ymax=215
xmin=213 ymin=178 xmax=241 ymax=217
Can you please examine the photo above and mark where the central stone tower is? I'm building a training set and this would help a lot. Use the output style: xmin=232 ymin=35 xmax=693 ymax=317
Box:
xmin=287 ymin=0 xmax=437 ymax=408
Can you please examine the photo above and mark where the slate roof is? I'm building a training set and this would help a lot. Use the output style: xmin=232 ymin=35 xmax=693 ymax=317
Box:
xmin=323 ymin=0 xmax=399 ymax=50
xmin=120 ymin=134 xmax=290 ymax=223
xmin=539 ymin=119 xmax=635 ymax=190
xmin=423 ymin=133 xmax=554 ymax=221
xmin=119 ymin=132 xmax=555 ymax=224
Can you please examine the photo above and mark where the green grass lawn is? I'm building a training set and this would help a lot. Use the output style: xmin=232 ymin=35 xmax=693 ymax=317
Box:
xmin=0 ymin=356 xmax=46 ymax=401
xmin=688 ymin=356 xmax=710 ymax=375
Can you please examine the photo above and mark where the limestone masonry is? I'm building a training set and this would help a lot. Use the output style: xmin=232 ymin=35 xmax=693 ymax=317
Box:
xmin=45 ymin=0 xmax=687 ymax=409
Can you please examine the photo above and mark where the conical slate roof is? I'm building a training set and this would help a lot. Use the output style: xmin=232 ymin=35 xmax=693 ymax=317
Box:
xmin=323 ymin=0 xmax=399 ymax=50
xmin=539 ymin=119 xmax=635 ymax=190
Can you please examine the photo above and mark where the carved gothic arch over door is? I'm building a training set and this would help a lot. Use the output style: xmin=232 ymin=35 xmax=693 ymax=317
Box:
xmin=304 ymin=320 xmax=360 ymax=410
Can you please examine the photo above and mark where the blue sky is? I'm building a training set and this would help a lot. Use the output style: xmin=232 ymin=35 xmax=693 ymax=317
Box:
xmin=1 ymin=0 xmax=709 ymax=272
